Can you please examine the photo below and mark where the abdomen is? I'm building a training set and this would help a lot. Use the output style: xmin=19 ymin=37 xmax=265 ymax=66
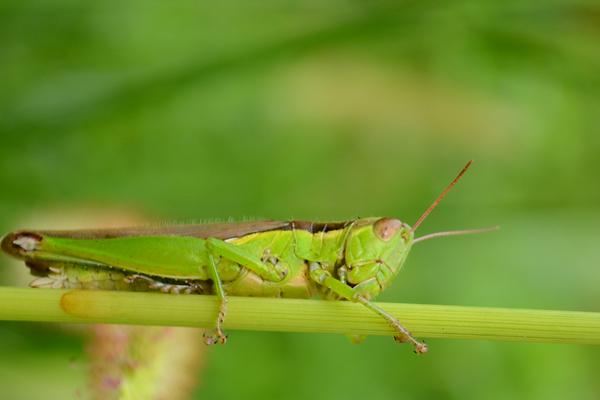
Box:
xmin=224 ymin=263 xmax=315 ymax=298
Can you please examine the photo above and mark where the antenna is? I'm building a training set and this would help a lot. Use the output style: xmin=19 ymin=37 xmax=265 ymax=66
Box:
xmin=413 ymin=226 xmax=499 ymax=244
xmin=411 ymin=160 xmax=472 ymax=233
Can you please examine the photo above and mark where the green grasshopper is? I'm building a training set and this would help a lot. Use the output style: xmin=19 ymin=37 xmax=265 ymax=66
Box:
xmin=1 ymin=161 xmax=494 ymax=353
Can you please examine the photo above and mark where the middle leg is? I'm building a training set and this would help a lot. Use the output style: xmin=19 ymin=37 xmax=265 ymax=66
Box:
xmin=203 ymin=251 xmax=228 ymax=345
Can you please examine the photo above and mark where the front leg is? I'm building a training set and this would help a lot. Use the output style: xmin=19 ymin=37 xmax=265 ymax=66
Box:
xmin=308 ymin=262 xmax=428 ymax=354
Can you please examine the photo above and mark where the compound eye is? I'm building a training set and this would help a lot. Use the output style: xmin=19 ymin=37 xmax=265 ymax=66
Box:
xmin=373 ymin=218 xmax=402 ymax=241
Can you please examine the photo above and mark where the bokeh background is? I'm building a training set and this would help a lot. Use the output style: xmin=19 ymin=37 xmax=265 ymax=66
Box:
xmin=1 ymin=1 xmax=599 ymax=399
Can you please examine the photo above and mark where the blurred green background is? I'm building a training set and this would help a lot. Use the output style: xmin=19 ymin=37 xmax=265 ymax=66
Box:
xmin=1 ymin=0 xmax=599 ymax=399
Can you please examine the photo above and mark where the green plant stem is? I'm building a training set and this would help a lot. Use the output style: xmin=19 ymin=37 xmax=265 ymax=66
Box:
xmin=0 ymin=287 xmax=599 ymax=345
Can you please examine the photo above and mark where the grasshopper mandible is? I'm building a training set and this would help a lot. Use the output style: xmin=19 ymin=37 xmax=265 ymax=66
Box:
xmin=1 ymin=161 xmax=494 ymax=353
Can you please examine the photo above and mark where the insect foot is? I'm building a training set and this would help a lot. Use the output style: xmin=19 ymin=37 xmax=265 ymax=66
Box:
xmin=394 ymin=335 xmax=428 ymax=354
xmin=203 ymin=330 xmax=228 ymax=345
xmin=415 ymin=341 xmax=429 ymax=354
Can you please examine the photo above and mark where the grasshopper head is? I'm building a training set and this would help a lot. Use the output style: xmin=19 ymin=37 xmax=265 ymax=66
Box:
xmin=371 ymin=217 xmax=414 ymax=275
xmin=344 ymin=218 xmax=413 ymax=294
xmin=341 ymin=161 xmax=486 ymax=299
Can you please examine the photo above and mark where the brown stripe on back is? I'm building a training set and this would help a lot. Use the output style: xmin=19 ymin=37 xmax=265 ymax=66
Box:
xmin=10 ymin=221 xmax=290 ymax=240
xmin=290 ymin=220 xmax=352 ymax=233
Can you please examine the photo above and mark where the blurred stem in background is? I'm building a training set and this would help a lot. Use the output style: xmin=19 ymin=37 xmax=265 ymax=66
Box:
xmin=88 ymin=325 xmax=203 ymax=400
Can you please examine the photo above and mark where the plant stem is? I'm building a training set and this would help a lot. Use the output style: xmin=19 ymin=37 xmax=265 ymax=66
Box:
xmin=0 ymin=287 xmax=599 ymax=345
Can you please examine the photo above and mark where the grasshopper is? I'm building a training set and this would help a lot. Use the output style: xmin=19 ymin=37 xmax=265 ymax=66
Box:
xmin=1 ymin=161 xmax=494 ymax=353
